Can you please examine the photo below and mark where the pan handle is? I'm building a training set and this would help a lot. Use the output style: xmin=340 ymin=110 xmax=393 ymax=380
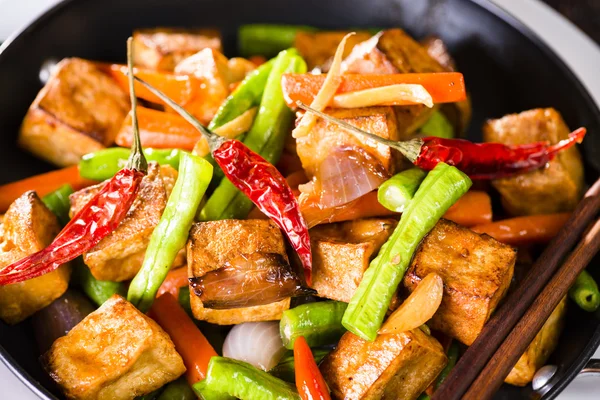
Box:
xmin=580 ymin=359 xmax=600 ymax=375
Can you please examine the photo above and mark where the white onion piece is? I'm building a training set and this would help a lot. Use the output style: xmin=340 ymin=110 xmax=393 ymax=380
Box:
xmin=332 ymin=84 xmax=434 ymax=108
xmin=222 ymin=321 xmax=286 ymax=371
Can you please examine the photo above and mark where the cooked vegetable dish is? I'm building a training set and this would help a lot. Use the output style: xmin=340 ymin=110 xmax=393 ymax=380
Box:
xmin=0 ymin=24 xmax=595 ymax=400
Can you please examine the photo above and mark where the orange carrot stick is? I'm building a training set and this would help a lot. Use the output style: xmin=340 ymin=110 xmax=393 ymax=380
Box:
xmin=444 ymin=191 xmax=492 ymax=227
xmin=0 ymin=166 xmax=96 ymax=212
xmin=281 ymin=72 xmax=467 ymax=108
xmin=471 ymin=213 xmax=571 ymax=246
xmin=149 ymin=293 xmax=217 ymax=385
xmin=157 ymin=267 xmax=189 ymax=299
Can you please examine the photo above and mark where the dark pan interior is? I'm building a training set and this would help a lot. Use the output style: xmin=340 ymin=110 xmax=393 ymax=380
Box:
xmin=0 ymin=0 xmax=599 ymax=399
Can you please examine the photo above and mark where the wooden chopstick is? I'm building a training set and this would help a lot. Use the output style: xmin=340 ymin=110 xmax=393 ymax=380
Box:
xmin=463 ymin=217 xmax=600 ymax=398
xmin=433 ymin=178 xmax=600 ymax=400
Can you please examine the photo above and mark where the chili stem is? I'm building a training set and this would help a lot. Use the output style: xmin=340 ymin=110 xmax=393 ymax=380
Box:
xmin=126 ymin=37 xmax=148 ymax=173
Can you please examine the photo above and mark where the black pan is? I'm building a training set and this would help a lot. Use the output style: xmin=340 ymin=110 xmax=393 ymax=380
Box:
xmin=0 ymin=0 xmax=599 ymax=398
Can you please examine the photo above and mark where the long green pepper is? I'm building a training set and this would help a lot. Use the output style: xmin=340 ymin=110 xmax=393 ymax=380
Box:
xmin=569 ymin=269 xmax=600 ymax=312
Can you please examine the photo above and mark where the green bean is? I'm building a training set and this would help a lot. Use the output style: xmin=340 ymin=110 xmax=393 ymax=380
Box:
xmin=128 ymin=153 xmax=213 ymax=312
xmin=193 ymin=357 xmax=300 ymax=400
xmin=569 ymin=270 xmax=600 ymax=312
xmin=157 ymin=377 xmax=195 ymax=400
xmin=238 ymin=25 xmax=317 ymax=57
xmin=342 ymin=163 xmax=472 ymax=341
xmin=419 ymin=111 xmax=455 ymax=139
xmin=72 ymin=260 xmax=126 ymax=306
xmin=42 ymin=184 xmax=74 ymax=226
xmin=435 ymin=342 xmax=460 ymax=389
xmin=269 ymin=348 xmax=330 ymax=383
xmin=79 ymin=148 xmax=183 ymax=181
xmin=377 ymin=168 xmax=427 ymax=212
xmin=280 ymin=301 xmax=347 ymax=349
xmin=178 ymin=285 xmax=193 ymax=316
xmin=199 ymin=49 xmax=307 ymax=221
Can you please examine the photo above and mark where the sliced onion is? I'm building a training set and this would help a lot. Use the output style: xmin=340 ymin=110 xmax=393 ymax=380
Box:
xmin=292 ymin=32 xmax=354 ymax=139
xmin=332 ymin=84 xmax=434 ymax=108
xmin=223 ymin=321 xmax=286 ymax=371
xmin=192 ymin=107 xmax=257 ymax=156
xmin=189 ymin=252 xmax=315 ymax=309
xmin=379 ymin=273 xmax=444 ymax=335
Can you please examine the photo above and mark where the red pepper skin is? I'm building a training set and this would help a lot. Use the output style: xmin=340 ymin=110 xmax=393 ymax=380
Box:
xmin=415 ymin=128 xmax=586 ymax=179
xmin=212 ymin=139 xmax=313 ymax=285
xmin=294 ymin=336 xmax=331 ymax=400
xmin=0 ymin=169 xmax=145 ymax=285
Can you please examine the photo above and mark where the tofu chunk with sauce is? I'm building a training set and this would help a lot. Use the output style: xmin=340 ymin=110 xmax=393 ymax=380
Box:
xmin=19 ymin=58 xmax=129 ymax=167
xmin=310 ymin=218 xmax=397 ymax=302
xmin=403 ymin=219 xmax=516 ymax=345
xmin=483 ymin=108 xmax=584 ymax=216
xmin=187 ymin=219 xmax=291 ymax=325
xmin=133 ymin=28 xmax=222 ymax=71
xmin=69 ymin=163 xmax=181 ymax=282
xmin=0 ymin=192 xmax=70 ymax=324
xmin=45 ymin=295 xmax=185 ymax=400
xmin=320 ymin=329 xmax=447 ymax=400
xmin=294 ymin=31 xmax=373 ymax=71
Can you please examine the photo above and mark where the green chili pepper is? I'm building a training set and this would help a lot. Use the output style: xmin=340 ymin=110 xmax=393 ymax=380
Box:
xmin=42 ymin=184 xmax=74 ymax=226
xmin=72 ymin=260 xmax=126 ymax=306
xmin=238 ymin=25 xmax=317 ymax=57
xmin=193 ymin=357 xmax=300 ymax=400
xmin=178 ymin=286 xmax=193 ymax=316
xmin=199 ymin=49 xmax=307 ymax=221
xmin=343 ymin=163 xmax=472 ymax=341
xmin=128 ymin=153 xmax=213 ymax=312
xmin=280 ymin=301 xmax=347 ymax=349
xmin=419 ymin=111 xmax=455 ymax=139
xmin=79 ymin=148 xmax=183 ymax=181
xmin=569 ymin=269 xmax=600 ymax=312
xmin=435 ymin=342 xmax=460 ymax=389
xmin=157 ymin=377 xmax=195 ymax=400
xmin=269 ymin=348 xmax=330 ymax=383
xmin=377 ymin=168 xmax=427 ymax=212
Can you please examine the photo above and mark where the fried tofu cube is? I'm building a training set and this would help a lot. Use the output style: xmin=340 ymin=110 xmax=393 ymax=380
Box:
xmin=70 ymin=163 xmax=181 ymax=282
xmin=19 ymin=58 xmax=129 ymax=167
xmin=404 ymin=219 xmax=516 ymax=345
xmin=321 ymin=329 xmax=447 ymax=400
xmin=46 ymin=295 xmax=185 ymax=400
xmin=133 ymin=28 xmax=222 ymax=71
xmin=506 ymin=297 xmax=567 ymax=386
xmin=187 ymin=219 xmax=291 ymax=324
xmin=0 ymin=192 xmax=70 ymax=324
xmin=483 ymin=108 xmax=584 ymax=216
xmin=294 ymin=31 xmax=373 ymax=71
xmin=310 ymin=218 xmax=397 ymax=302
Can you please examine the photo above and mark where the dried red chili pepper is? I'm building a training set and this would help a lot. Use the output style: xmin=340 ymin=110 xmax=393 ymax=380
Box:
xmin=297 ymin=102 xmax=587 ymax=180
xmin=135 ymin=76 xmax=314 ymax=284
xmin=0 ymin=38 xmax=148 ymax=285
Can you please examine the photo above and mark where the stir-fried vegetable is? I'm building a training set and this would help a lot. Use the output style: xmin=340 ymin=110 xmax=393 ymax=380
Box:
xmin=472 ymin=213 xmax=570 ymax=246
xmin=435 ymin=341 xmax=460 ymax=389
xmin=269 ymin=348 xmax=330 ymax=383
xmin=377 ymin=168 xmax=427 ymax=212
xmin=569 ymin=270 xmax=600 ymax=312
xmin=41 ymin=184 xmax=74 ymax=226
xmin=157 ymin=266 xmax=189 ymax=299
xmin=238 ymin=25 xmax=316 ymax=57
xmin=128 ymin=152 xmax=213 ymax=311
xmin=443 ymin=191 xmax=492 ymax=227
xmin=193 ymin=357 xmax=301 ymax=400
xmin=331 ymin=84 xmax=434 ymax=108
xmin=194 ymin=108 xmax=259 ymax=157
xmin=222 ymin=322 xmax=287 ymax=371
xmin=280 ymin=301 xmax=348 ymax=349
xmin=419 ymin=111 xmax=455 ymax=139
xmin=343 ymin=163 xmax=471 ymax=341
xmin=157 ymin=377 xmax=196 ymax=400
xmin=72 ymin=261 xmax=126 ymax=306
xmin=80 ymin=147 xmax=183 ymax=181
xmin=294 ymin=336 xmax=331 ymax=400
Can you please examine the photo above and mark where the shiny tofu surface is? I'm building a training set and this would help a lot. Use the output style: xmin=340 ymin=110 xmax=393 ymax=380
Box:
xmin=70 ymin=164 xmax=180 ymax=282
xmin=310 ymin=218 xmax=396 ymax=302
xmin=404 ymin=219 xmax=516 ymax=345
xmin=321 ymin=329 xmax=447 ymax=400
xmin=294 ymin=31 xmax=373 ymax=71
xmin=483 ymin=108 xmax=584 ymax=216
xmin=0 ymin=192 xmax=70 ymax=324
xmin=19 ymin=58 xmax=129 ymax=166
xmin=46 ymin=295 xmax=185 ymax=400
xmin=133 ymin=28 xmax=222 ymax=71
xmin=187 ymin=219 xmax=291 ymax=324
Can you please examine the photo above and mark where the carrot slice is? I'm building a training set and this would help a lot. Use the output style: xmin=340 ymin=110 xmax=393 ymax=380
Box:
xmin=0 ymin=166 xmax=96 ymax=212
xmin=157 ymin=267 xmax=189 ymax=299
xmin=281 ymin=72 xmax=467 ymax=108
xmin=471 ymin=213 xmax=571 ymax=246
xmin=444 ymin=191 xmax=492 ymax=227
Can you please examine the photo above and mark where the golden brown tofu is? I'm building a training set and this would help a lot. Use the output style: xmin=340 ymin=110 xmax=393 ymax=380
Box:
xmin=46 ymin=295 xmax=185 ymax=400
xmin=133 ymin=28 xmax=222 ymax=71
xmin=310 ymin=218 xmax=396 ymax=302
xmin=70 ymin=164 xmax=181 ymax=282
xmin=187 ymin=219 xmax=291 ymax=324
xmin=404 ymin=219 xmax=516 ymax=345
xmin=483 ymin=108 xmax=584 ymax=216
xmin=321 ymin=329 xmax=447 ymax=400
xmin=19 ymin=58 xmax=129 ymax=167
xmin=294 ymin=31 xmax=373 ymax=71
xmin=506 ymin=297 xmax=567 ymax=386
xmin=296 ymin=107 xmax=400 ymax=179
xmin=0 ymin=192 xmax=70 ymax=324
